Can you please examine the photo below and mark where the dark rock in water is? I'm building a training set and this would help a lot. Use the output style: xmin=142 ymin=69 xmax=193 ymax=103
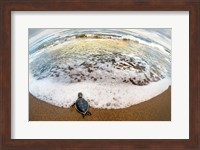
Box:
xmin=40 ymin=68 xmax=46 ymax=74
xmin=129 ymin=78 xmax=137 ymax=85
xmin=161 ymin=75 xmax=165 ymax=79
xmin=137 ymin=81 xmax=144 ymax=86
xmin=132 ymin=64 xmax=145 ymax=71
xmin=123 ymin=79 xmax=129 ymax=83
xmin=143 ymin=79 xmax=149 ymax=84
xmin=80 ymin=62 xmax=86 ymax=66
xmin=33 ymin=73 xmax=38 ymax=77
xmin=52 ymin=71 xmax=57 ymax=73
xmin=37 ymin=76 xmax=46 ymax=80
xmin=113 ymin=97 xmax=117 ymax=101
xmin=68 ymin=66 xmax=74 ymax=70
xmin=56 ymin=65 xmax=60 ymax=69
xmin=155 ymin=76 xmax=160 ymax=81
xmin=111 ymin=59 xmax=115 ymax=64
xmin=120 ymin=62 xmax=129 ymax=66
xmin=130 ymin=57 xmax=134 ymax=62
xmin=106 ymin=102 xmax=111 ymax=106
xmin=137 ymin=70 xmax=142 ymax=73
xmin=150 ymin=72 xmax=154 ymax=78
xmin=84 ymin=64 xmax=92 ymax=68
xmin=140 ymin=66 xmax=146 ymax=71
xmin=88 ymin=68 xmax=93 ymax=73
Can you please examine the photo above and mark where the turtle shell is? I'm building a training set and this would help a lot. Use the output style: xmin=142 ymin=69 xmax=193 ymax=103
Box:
xmin=75 ymin=98 xmax=89 ymax=114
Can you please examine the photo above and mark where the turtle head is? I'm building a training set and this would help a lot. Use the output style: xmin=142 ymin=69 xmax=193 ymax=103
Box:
xmin=78 ymin=92 xmax=83 ymax=98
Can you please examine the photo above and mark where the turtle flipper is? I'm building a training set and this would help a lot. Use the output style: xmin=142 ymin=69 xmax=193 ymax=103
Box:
xmin=82 ymin=114 xmax=85 ymax=118
xmin=86 ymin=111 xmax=92 ymax=116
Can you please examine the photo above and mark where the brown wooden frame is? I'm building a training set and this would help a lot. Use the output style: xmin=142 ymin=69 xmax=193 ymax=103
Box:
xmin=0 ymin=0 xmax=199 ymax=149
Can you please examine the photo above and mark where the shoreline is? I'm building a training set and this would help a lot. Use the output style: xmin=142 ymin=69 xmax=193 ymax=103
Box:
xmin=29 ymin=86 xmax=171 ymax=121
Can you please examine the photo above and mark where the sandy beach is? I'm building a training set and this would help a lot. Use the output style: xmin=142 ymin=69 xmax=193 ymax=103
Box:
xmin=29 ymin=86 xmax=171 ymax=121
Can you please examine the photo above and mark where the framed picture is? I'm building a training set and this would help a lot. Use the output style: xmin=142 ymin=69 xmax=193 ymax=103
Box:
xmin=28 ymin=27 xmax=172 ymax=122
xmin=1 ymin=0 xmax=199 ymax=149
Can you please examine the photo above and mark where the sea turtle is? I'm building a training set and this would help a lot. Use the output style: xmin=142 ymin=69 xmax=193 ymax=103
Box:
xmin=74 ymin=92 xmax=92 ymax=118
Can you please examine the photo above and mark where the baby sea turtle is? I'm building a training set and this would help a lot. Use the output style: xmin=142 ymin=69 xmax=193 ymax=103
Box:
xmin=74 ymin=92 xmax=91 ymax=118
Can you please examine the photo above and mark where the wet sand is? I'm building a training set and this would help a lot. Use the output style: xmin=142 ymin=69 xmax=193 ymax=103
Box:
xmin=29 ymin=87 xmax=171 ymax=121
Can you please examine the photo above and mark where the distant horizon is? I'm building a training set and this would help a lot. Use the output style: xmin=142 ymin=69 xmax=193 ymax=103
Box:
xmin=29 ymin=28 xmax=171 ymax=55
xmin=29 ymin=28 xmax=171 ymax=38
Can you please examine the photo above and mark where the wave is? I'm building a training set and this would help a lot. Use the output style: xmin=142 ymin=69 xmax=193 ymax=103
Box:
xmin=29 ymin=74 xmax=171 ymax=109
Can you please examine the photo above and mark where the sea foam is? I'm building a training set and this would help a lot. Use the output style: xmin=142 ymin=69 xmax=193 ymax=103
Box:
xmin=29 ymin=74 xmax=171 ymax=109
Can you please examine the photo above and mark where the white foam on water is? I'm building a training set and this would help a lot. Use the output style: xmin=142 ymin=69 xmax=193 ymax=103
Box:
xmin=121 ymin=35 xmax=169 ymax=55
xmin=29 ymin=74 xmax=171 ymax=109
xmin=29 ymin=48 xmax=47 ymax=63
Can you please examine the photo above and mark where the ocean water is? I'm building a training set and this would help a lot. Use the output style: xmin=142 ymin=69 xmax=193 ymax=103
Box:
xmin=29 ymin=29 xmax=171 ymax=109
